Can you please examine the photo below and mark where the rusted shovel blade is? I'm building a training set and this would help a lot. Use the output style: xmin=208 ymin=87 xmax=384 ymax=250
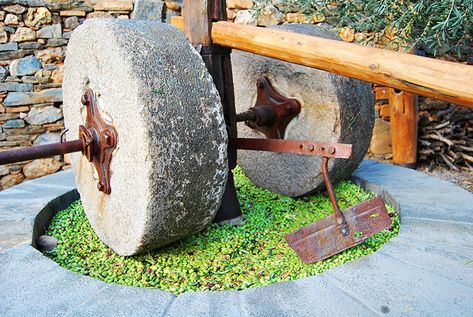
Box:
xmin=285 ymin=196 xmax=392 ymax=264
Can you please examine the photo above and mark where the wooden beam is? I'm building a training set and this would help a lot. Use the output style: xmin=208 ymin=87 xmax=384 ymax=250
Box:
xmin=171 ymin=16 xmax=473 ymax=108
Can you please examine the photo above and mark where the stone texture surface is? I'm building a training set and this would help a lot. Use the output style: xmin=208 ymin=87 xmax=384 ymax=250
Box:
xmin=24 ymin=7 xmax=52 ymax=27
xmin=35 ymin=47 xmax=64 ymax=63
xmin=0 ymin=42 xmax=18 ymax=51
xmin=256 ymin=4 xmax=284 ymax=26
xmin=93 ymin=0 xmax=133 ymax=11
xmin=63 ymin=20 xmax=228 ymax=256
xmin=35 ymin=234 xmax=57 ymax=251
xmin=25 ymin=105 xmax=62 ymax=124
xmin=22 ymin=158 xmax=61 ymax=179
xmin=45 ymin=38 xmax=67 ymax=47
xmin=233 ymin=24 xmax=374 ymax=197
xmin=234 ymin=9 xmax=256 ymax=25
xmin=0 ymin=171 xmax=24 ymax=188
xmin=9 ymin=55 xmax=41 ymax=76
xmin=36 ymin=23 xmax=61 ymax=38
xmin=63 ymin=15 xmax=79 ymax=29
xmin=351 ymin=160 xmax=473 ymax=223
xmin=227 ymin=0 xmax=253 ymax=9
xmin=1 ymin=161 xmax=473 ymax=316
xmin=3 ymin=4 xmax=26 ymax=14
xmin=0 ymin=170 xmax=77 ymax=251
xmin=4 ymin=13 xmax=18 ymax=25
xmin=3 ymin=118 xmax=25 ymax=128
xmin=43 ymin=0 xmax=91 ymax=11
xmin=3 ymin=87 xmax=62 ymax=106
xmin=10 ymin=26 xmax=36 ymax=42
xmin=32 ymin=130 xmax=60 ymax=144
xmin=0 ymin=27 xmax=8 ymax=43
xmin=130 ymin=0 xmax=165 ymax=21
xmin=0 ymin=82 xmax=33 ymax=91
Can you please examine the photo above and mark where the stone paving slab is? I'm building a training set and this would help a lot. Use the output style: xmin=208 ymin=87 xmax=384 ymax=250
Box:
xmin=68 ymin=282 xmax=174 ymax=317
xmin=323 ymin=252 xmax=473 ymax=316
xmin=238 ymin=276 xmax=379 ymax=317
xmin=0 ymin=161 xmax=472 ymax=316
xmin=0 ymin=170 xmax=76 ymax=252
xmin=399 ymin=218 xmax=473 ymax=249
xmin=0 ymin=245 xmax=59 ymax=289
xmin=352 ymin=161 xmax=473 ymax=224
xmin=163 ymin=289 xmax=245 ymax=317
xmin=164 ymin=275 xmax=379 ymax=317
xmin=380 ymin=238 xmax=473 ymax=288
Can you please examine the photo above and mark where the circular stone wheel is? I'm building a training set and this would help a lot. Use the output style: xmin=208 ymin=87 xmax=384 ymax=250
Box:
xmin=232 ymin=24 xmax=374 ymax=197
xmin=63 ymin=20 xmax=228 ymax=256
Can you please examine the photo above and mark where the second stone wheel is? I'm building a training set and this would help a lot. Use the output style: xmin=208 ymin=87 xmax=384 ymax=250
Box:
xmin=63 ymin=20 xmax=228 ymax=256
xmin=232 ymin=24 xmax=375 ymax=197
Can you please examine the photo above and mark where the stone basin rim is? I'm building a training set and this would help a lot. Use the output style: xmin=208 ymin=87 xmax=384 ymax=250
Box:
xmin=1 ymin=160 xmax=472 ymax=316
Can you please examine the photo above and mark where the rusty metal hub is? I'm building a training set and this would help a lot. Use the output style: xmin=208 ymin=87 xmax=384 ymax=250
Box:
xmin=79 ymin=89 xmax=118 ymax=194
xmin=0 ymin=88 xmax=117 ymax=194
xmin=236 ymin=77 xmax=301 ymax=139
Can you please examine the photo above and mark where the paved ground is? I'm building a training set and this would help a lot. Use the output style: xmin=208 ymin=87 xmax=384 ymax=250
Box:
xmin=1 ymin=160 xmax=472 ymax=316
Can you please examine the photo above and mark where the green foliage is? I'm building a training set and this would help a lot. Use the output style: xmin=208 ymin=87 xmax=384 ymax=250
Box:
xmin=272 ymin=0 xmax=472 ymax=56
xmin=46 ymin=167 xmax=399 ymax=295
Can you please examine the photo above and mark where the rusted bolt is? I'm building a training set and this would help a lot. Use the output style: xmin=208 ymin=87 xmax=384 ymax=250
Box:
xmin=104 ymin=134 xmax=111 ymax=145
xmin=328 ymin=146 xmax=336 ymax=154
xmin=299 ymin=144 xmax=304 ymax=149
xmin=308 ymin=144 xmax=315 ymax=152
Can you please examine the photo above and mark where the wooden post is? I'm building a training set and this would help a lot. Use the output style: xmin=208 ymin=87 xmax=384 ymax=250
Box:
xmin=388 ymin=89 xmax=418 ymax=168
xmin=183 ymin=0 xmax=242 ymax=223
xmin=183 ymin=0 xmax=212 ymax=45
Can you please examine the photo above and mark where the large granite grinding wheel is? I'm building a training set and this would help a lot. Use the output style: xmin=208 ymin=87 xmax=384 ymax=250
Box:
xmin=63 ymin=20 xmax=228 ymax=256
xmin=232 ymin=24 xmax=375 ymax=197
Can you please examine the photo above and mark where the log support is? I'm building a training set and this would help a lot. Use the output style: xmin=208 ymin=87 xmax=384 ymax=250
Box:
xmin=388 ymin=89 xmax=418 ymax=168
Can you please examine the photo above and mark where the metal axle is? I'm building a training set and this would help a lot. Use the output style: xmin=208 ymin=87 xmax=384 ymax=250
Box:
xmin=0 ymin=139 xmax=84 ymax=165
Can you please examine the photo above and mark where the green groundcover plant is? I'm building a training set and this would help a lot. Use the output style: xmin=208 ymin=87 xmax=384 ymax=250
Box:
xmin=46 ymin=167 xmax=399 ymax=295
xmin=257 ymin=0 xmax=472 ymax=56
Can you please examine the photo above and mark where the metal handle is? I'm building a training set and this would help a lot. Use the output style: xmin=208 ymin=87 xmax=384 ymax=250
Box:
xmin=321 ymin=156 xmax=349 ymax=236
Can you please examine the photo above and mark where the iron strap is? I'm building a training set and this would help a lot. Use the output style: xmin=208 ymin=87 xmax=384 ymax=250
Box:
xmin=229 ymin=138 xmax=353 ymax=159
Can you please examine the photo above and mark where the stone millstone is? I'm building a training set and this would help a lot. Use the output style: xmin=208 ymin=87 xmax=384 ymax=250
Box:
xmin=232 ymin=24 xmax=374 ymax=197
xmin=63 ymin=20 xmax=228 ymax=256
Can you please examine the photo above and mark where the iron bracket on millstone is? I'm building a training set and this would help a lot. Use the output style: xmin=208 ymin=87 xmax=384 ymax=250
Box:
xmin=0 ymin=88 xmax=118 ymax=195
xmin=236 ymin=77 xmax=301 ymax=139
xmin=80 ymin=88 xmax=118 ymax=194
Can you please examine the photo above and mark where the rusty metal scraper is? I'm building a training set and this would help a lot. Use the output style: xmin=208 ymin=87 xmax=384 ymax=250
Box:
xmin=285 ymin=157 xmax=392 ymax=264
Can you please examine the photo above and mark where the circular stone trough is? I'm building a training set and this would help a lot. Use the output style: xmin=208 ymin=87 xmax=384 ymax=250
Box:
xmin=0 ymin=161 xmax=473 ymax=316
